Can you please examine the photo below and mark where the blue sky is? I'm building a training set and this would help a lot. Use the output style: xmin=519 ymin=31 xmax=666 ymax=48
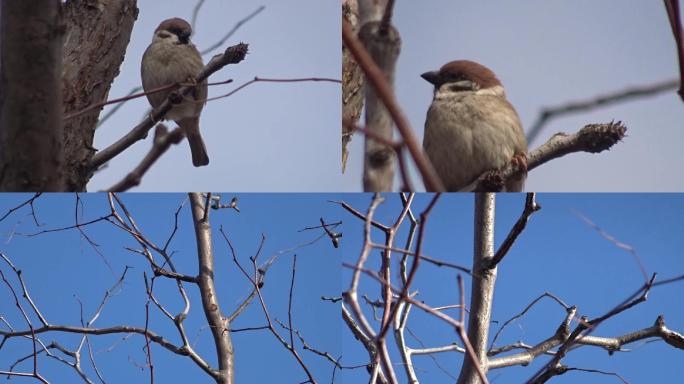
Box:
xmin=1 ymin=193 xmax=682 ymax=383
xmin=343 ymin=1 xmax=684 ymax=191
xmin=339 ymin=193 xmax=684 ymax=383
xmin=0 ymin=194 xmax=342 ymax=383
xmin=89 ymin=1 xmax=341 ymax=191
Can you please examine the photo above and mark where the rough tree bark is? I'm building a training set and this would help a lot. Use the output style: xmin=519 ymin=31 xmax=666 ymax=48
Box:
xmin=62 ymin=0 xmax=138 ymax=191
xmin=0 ymin=0 xmax=137 ymax=192
xmin=0 ymin=0 xmax=65 ymax=191
xmin=342 ymin=0 xmax=363 ymax=173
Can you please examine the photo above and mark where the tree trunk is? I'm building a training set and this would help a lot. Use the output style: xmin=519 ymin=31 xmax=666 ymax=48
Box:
xmin=62 ymin=0 xmax=138 ymax=191
xmin=458 ymin=193 xmax=497 ymax=384
xmin=0 ymin=0 xmax=65 ymax=191
xmin=342 ymin=0 xmax=363 ymax=173
xmin=189 ymin=193 xmax=234 ymax=384
xmin=358 ymin=0 xmax=400 ymax=192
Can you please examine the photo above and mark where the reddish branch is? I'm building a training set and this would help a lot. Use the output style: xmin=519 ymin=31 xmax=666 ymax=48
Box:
xmin=341 ymin=194 xmax=488 ymax=383
xmin=664 ymin=0 xmax=684 ymax=101
xmin=347 ymin=121 xmax=414 ymax=191
xmin=342 ymin=20 xmax=444 ymax=192
xmin=64 ymin=79 xmax=234 ymax=122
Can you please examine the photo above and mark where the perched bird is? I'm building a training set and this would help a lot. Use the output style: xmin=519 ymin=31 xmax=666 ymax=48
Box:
xmin=141 ymin=18 xmax=209 ymax=167
xmin=421 ymin=60 xmax=527 ymax=191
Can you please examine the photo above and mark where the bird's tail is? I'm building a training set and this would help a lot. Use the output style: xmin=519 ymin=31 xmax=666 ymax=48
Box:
xmin=179 ymin=118 xmax=209 ymax=167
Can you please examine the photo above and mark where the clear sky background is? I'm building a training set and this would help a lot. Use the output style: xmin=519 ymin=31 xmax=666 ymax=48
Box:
xmin=1 ymin=193 xmax=682 ymax=383
xmin=340 ymin=193 xmax=684 ymax=383
xmin=343 ymin=1 xmax=684 ymax=192
xmin=0 ymin=194 xmax=342 ymax=383
xmin=89 ymin=1 xmax=341 ymax=192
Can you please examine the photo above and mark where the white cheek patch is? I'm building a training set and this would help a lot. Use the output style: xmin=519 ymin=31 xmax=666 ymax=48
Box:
xmin=475 ymin=85 xmax=506 ymax=98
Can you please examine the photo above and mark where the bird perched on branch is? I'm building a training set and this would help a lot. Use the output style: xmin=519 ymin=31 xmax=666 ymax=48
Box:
xmin=141 ymin=17 xmax=209 ymax=167
xmin=422 ymin=60 xmax=527 ymax=191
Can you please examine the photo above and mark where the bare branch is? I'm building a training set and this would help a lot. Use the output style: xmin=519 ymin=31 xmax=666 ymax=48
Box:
xmin=526 ymin=275 xmax=658 ymax=383
xmin=190 ymin=0 xmax=207 ymax=33
xmin=89 ymin=43 xmax=249 ymax=172
xmin=200 ymin=6 xmax=265 ymax=56
xmin=473 ymin=122 xmax=627 ymax=192
xmin=220 ymin=228 xmax=317 ymax=383
xmin=527 ymin=80 xmax=676 ymax=143
xmin=488 ymin=193 xmax=540 ymax=268
xmin=457 ymin=193 xmax=496 ymax=384
xmin=574 ymin=210 xmax=649 ymax=282
xmin=189 ymin=193 xmax=234 ymax=383
xmin=106 ymin=124 xmax=185 ymax=192
xmin=663 ymin=1 xmax=684 ymax=101
xmin=0 ymin=193 xmax=42 ymax=223
xmin=358 ymin=17 xmax=401 ymax=191
xmin=342 ymin=19 xmax=445 ymax=192
xmin=489 ymin=292 xmax=571 ymax=353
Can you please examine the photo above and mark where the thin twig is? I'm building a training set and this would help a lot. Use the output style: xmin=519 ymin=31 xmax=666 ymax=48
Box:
xmin=488 ymin=193 xmax=540 ymax=268
xmin=527 ymin=81 xmax=674 ymax=143
xmin=664 ymin=1 xmax=684 ymax=101
xmin=190 ymin=0 xmax=206 ymax=34
xmin=200 ymin=6 xmax=265 ymax=56
xmin=105 ymin=124 xmax=185 ymax=192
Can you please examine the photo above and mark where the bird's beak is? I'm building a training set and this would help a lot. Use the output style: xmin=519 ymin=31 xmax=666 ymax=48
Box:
xmin=421 ymin=70 xmax=441 ymax=85
xmin=178 ymin=31 xmax=191 ymax=44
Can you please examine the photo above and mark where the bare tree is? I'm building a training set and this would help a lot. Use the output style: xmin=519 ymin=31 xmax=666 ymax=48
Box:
xmin=0 ymin=193 xmax=339 ymax=383
xmin=339 ymin=193 xmax=684 ymax=383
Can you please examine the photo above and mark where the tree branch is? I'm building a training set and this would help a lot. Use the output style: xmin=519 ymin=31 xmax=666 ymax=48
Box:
xmin=664 ymin=0 xmax=684 ymax=101
xmin=106 ymin=124 xmax=185 ymax=192
xmin=472 ymin=122 xmax=627 ymax=192
xmin=189 ymin=193 xmax=234 ymax=384
xmin=457 ymin=193 xmax=496 ymax=384
xmin=488 ymin=193 xmax=540 ymax=268
xmin=342 ymin=20 xmax=444 ymax=192
xmin=88 ymin=43 xmax=249 ymax=174
xmin=527 ymin=80 xmax=674 ymax=143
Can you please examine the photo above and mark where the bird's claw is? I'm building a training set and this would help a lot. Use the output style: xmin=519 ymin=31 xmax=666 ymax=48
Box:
xmin=511 ymin=152 xmax=528 ymax=173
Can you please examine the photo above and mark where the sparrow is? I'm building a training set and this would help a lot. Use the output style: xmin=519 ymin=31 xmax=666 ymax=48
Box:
xmin=421 ymin=60 xmax=527 ymax=191
xmin=141 ymin=17 xmax=209 ymax=167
